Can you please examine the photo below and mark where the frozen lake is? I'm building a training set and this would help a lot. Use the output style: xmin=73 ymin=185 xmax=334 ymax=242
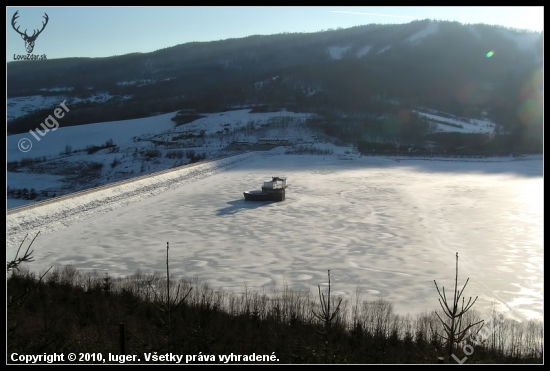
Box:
xmin=7 ymin=152 xmax=543 ymax=322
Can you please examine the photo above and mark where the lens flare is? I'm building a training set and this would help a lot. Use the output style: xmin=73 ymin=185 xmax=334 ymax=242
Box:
xmin=516 ymin=69 xmax=543 ymax=127
xmin=486 ymin=51 xmax=494 ymax=58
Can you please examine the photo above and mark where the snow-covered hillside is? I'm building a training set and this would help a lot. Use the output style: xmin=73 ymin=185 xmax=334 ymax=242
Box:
xmin=415 ymin=110 xmax=496 ymax=134
xmin=7 ymin=105 xmax=499 ymax=209
xmin=7 ymin=108 xmax=315 ymax=208
xmin=7 ymin=93 xmax=132 ymax=123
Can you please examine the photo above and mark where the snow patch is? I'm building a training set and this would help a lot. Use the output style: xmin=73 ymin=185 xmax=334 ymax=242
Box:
xmin=415 ymin=111 xmax=496 ymax=134
xmin=116 ymin=79 xmax=155 ymax=87
xmin=356 ymin=45 xmax=372 ymax=58
xmin=468 ymin=25 xmax=482 ymax=40
xmin=327 ymin=45 xmax=350 ymax=60
xmin=376 ymin=45 xmax=391 ymax=55
xmin=500 ymin=30 xmax=543 ymax=63
xmin=39 ymin=87 xmax=74 ymax=93
xmin=406 ymin=22 xmax=439 ymax=44
xmin=7 ymin=95 xmax=69 ymax=122
xmin=7 ymin=93 xmax=132 ymax=122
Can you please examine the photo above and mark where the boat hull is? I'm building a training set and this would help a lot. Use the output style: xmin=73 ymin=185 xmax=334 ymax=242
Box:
xmin=243 ymin=191 xmax=270 ymax=201
xmin=243 ymin=188 xmax=285 ymax=201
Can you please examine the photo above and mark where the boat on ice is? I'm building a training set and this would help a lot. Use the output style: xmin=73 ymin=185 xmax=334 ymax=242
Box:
xmin=243 ymin=176 xmax=287 ymax=201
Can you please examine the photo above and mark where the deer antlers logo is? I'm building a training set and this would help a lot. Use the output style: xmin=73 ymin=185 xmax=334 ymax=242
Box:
xmin=11 ymin=10 xmax=49 ymax=54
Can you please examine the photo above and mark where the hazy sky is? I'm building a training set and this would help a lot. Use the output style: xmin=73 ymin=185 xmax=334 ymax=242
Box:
xmin=6 ymin=6 xmax=544 ymax=60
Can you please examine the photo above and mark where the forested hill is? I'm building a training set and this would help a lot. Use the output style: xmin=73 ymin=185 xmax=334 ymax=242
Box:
xmin=8 ymin=19 xmax=543 ymax=150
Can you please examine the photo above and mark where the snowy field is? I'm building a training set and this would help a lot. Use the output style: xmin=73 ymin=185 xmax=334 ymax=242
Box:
xmin=6 ymin=111 xmax=178 ymax=162
xmin=414 ymin=111 xmax=496 ymax=134
xmin=7 ymin=149 xmax=543 ymax=322
xmin=7 ymin=108 xmax=312 ymax=163
xmin=6 ymin=93 xmax=129 ymax=123
xmin=6 ymin=108 xmax=314 ymax=203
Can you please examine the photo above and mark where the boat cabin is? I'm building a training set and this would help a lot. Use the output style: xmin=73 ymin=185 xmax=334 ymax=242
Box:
xmin=244 ymin=176 xmax=287 ymax=201
xmin=263 ymin=176 xmax=287 ymax=190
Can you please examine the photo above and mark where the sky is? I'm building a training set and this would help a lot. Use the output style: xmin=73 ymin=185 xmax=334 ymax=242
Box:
xmin=6 ymin=6 xmax=544 ymax=61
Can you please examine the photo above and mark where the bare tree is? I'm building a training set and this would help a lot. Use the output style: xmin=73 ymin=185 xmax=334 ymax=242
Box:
xmin=312 ymin=270 xmax=343 ymax=363
xmin=149 ymin=242 xmax=192 ymax=352
xmin=7 ymin=232 xmax=53 ymax=353
xmin=433 ymin=252 xmax=484 ymax=363
xmin=7 ymin=232 xmax=39 ymax=272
